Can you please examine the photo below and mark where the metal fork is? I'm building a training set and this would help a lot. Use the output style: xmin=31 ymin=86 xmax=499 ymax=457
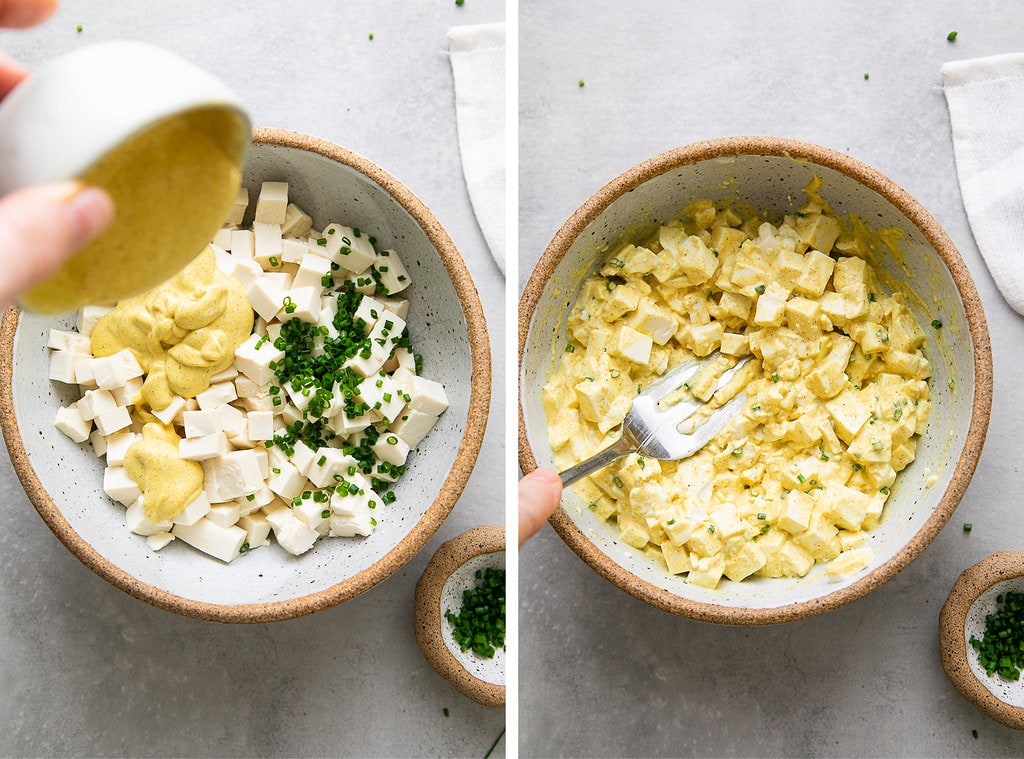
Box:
xmin=558 ymin=353 xmax=753 ymax=486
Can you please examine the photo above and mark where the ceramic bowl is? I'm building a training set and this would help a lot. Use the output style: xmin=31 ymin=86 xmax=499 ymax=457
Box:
xmin=0 ymin=40 xmax=251 ymax=312
xmin=519 ymin=136 xmax=992 ymax=625
xmin=415 ymin=525 xmax=505 ymax=707
xmin=0 ymin=127 xmax=491 ymax=623
xmin=940 ymin=552 xmax=1024 ymax=729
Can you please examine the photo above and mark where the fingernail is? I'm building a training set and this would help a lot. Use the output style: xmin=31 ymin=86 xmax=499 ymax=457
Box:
xmin=63 ymin=184 xmax=115 ymax=246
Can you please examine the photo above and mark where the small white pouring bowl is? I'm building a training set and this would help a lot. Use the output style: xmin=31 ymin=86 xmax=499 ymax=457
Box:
xmin=0 ymin=40 xmax=250 ymax=312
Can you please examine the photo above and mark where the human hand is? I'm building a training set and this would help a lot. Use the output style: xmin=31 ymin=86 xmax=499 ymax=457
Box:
xmin=0 ymin=0 xmax=114 ymax=310
xmin=518 ymin=468 xmax=562 ymax=546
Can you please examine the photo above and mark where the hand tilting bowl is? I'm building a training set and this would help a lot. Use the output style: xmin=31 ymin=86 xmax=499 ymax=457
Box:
xmin=519 ymin=136 xmax=992 ymax=625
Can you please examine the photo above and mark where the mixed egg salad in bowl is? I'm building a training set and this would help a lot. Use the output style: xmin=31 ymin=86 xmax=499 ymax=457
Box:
xmin=1 ymin=128 xmax=490 ymax=622
xmin=519 ymin=137 xmax=991 ymax=625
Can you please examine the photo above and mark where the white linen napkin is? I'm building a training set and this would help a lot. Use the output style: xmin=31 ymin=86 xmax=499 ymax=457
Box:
xmin=943 ymin=53 xmax=1024 ymax=315
xmin=448 ymin=23 xmax=505 ymax=276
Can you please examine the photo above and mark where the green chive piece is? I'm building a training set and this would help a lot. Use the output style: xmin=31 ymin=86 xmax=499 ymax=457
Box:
xmin=947 ymin=30 xmax=958 ymax=41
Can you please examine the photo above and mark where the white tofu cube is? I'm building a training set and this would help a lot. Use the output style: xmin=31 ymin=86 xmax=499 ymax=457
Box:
xmin=277 ymin=286 xmax=321 ymax=324
xmin=289 ymin=440 xmax=318 ymax=475
xmin=281 ymin=202 xmax=313 ymax=238
xmin=390 ymin=408 xmax=439 ymax=448
xmin=76 ymin=388 xmax=118 ymax=421
xmin=173 ymin=491 xmax=212 ymax=526
xmin=246 ymin=410 xmax=275 ymax=441
xmin=306 ymin=448 xmax=359 ymax=489
xmin=255 ymin=181 xmax=289 ymax=224
xmin=372 ymin=432 xmax=410 ymax=467
xmin=253 ymin=221 xmax=284 ymax=268
xmin=94 ymin=405 xmax=132 ymax=436
xmin=230 ymin=229 xmax=255 ymax=259
xmin=54 ymin=405 xmax=91 ymax=443
xmin=407 ymin=375 xmax=449 ymax=417
xmin=49 ymin=350 xmax=84 ymax=384
xmin=110 ymin=376 xmax=143 ymax=407
xmin=294 ymin=498 xmax=331 ymax=534
xmin=225 ymin=187 xmax=248 ymax=226
xmin=76 ymin=305 xmax=112 ymax=337
xmin=234 ymin=333 xmax=285 ymax=387
xmin=179 ymin=431 xmax=229 ymax=461
xmin=150 ymin=395 xmax=187 ymax=426
xmin=183 ymin=409 xmax=220 ymax=439
xmin=321 ymin=224 xmax=377 ymax=272
xmin=292 ymin=253 xmax=334 ymax=291
xmin=374 ymin=250 xmax=410 ymax=295
xmin=274 ymin=514 xmax=320 ymax=555
xmin=208 ymin=450 xmax=264 ymax=501
xmin=196 ymin=381 xmax=237 ymax=411
xmin=146 ymin=532 xmax=175 ymax=551
xmin=212 ymin=227 xmax=234 ymax=252
xmin=281 ymin=237 xmax=311 ymax=264
xmin=238 ymin=513 xmax=272 ymax=548
xmin=267 ymin=461 xmax=306 ymax=500
xmin=359 ymin=375 xmax=407 ymax=424
xmin=206 ymin=502 xmax=242 ymax=529
xmin=47 ymin=328 xmax=91 ymax=352
xmin=172 ymin=518 xmax=248 ymax=562
xmin=125 ymin=497 xmax=172 ymax=536
xmin=103 ymin=466 xmax=141 ymax=506
xmin=245 ymin=275 xmax=289 ymax=322
xmin=104 ymin=431 xmax=138 ymax=467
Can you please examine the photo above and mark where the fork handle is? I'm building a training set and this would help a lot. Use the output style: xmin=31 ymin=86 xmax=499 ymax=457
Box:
xmin=558 ymin=435 xmax=637 ymax=487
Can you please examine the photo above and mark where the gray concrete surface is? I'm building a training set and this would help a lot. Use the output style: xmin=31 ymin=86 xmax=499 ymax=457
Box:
xmin=519 ymin=1 xmax=1024 ymax=756
xmin=0 ymin=1 xmax=506 ymax=757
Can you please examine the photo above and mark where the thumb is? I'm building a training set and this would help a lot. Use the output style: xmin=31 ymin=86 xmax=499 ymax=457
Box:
xmin=518 ymin=468 xmax=563 ymax=546
xmin=0 ymin=182 xmax=114 ymax=309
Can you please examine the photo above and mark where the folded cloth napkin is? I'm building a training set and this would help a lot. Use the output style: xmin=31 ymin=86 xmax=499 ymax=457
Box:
xmin=448 ymin=23 xmax=505 ymax=276
xmin=943 ymin=53 xmax=1024 ymax=315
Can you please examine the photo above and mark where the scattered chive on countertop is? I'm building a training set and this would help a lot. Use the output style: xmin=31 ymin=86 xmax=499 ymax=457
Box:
xmin=969 ymin=591 xmax=1024 ymax=679
xmin=444 ymin=567 xmax=506 ymax=658
xmin=948 ymin=30 xmax=958 ymax=41
xmin=578 ymin=79 xmax=585 ymax=87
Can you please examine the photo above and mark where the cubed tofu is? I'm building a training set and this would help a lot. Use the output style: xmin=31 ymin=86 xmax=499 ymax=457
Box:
xmin=659 ymin=228 xmax=718 ymax=285
xmin=172 ymin=517 xmax=248 ymax=562
xmin=255 ymin=181 xmax=289 ymax=225
xmin=54 ymin=405 xmax=91 ymax=443
xmin=625 ymin=300 xmax=676 ymax=345
xmin=234 ymin=332 xmax=286 ymax=387
xmin=753 ymin=282 xmax=789 ymax=327
xmin=374 ymin=249 xmax=411 ymax=296
xmin=610 ymin=325 xmax=653 ymax=364
xmin=826 ymin=389 xmax=872 ymax=444
xmin=778 ymin=490 xmax=815 ymax=535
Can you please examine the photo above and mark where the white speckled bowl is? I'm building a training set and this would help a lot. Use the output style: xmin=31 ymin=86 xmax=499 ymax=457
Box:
xmin=0 ymin=127 xmax=491 ymax=623
xmin=940 ymin=552 xmax=1024 ymax=729
xmin=519 ymin=137 xmax=992 ymax=625
xmin=415 ymin=525 xmax=505 ymax=707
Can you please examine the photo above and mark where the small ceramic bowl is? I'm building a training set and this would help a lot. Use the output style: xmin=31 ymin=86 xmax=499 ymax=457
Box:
xmin=0 ymin=127 xmax=491 ymax=623
xmin=940 ymin=552 xmax=1024 ymax=729
xmin=415 ymin=525 xmax=505 ymax=707
xmin=519 ymin=136 xmax=992 ymax=625
xmin=0 ymin=40 xmax=251 ymax=312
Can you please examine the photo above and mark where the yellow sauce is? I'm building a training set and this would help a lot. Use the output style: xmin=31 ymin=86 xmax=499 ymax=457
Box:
xmin=90 ymin=245 xmax=253 ymax=411
xmin=124 ymin=422 xmax=203 ymax=523
xmin=21 ymin=106 xmax=248 ymax=314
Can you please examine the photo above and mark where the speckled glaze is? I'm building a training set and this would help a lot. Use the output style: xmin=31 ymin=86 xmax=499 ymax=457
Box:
xmin=0 ymin=127 xmax=491 ymax=623
xmin=414 ymin=525 xmax=505 ymax=708
xmin=519 ymin=136 xmax=992 ymax=625
xmin=940 ymin=552 xmax=1024 ymax=730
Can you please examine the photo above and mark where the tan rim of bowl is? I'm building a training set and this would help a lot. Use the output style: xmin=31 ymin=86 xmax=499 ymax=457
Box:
xmin=940 ymin=551 xmax=1024 ymax=730
xmin=518 ymin=135 xmax=992 ymax=625
xmin=414 ymin=524 xmax=505 ymax=708
xmin=0 ymin=126 xmax=492 ymax=623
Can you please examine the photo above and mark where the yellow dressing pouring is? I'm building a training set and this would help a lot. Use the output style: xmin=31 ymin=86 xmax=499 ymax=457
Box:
xmin=90 ymin=245 xmax=253 ymax=411
xmin=20 ymin=106 xmax=248 ymax=314
xmin=124 ymin=422 xmax=203 ymax=523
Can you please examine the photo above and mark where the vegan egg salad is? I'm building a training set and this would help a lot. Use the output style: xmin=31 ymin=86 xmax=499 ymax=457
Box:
xmin=48 ymin=182 xmax=449 ymax=562
xmin=543 ymin=194 xmax=932 ymax=589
